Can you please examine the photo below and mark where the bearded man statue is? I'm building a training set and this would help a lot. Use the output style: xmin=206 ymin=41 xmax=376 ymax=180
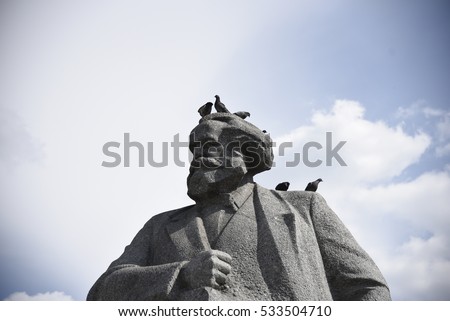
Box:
xmin=87 ymin=111 xmax=391 ymax=301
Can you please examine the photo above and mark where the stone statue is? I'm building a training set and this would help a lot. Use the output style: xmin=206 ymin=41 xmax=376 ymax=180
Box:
xmin=87 ymin=101 xmax=391 ymax=301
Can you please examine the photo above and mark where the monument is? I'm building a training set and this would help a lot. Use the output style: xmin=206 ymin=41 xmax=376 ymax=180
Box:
xmin=87 ymin=96 xmax=391 ymax=300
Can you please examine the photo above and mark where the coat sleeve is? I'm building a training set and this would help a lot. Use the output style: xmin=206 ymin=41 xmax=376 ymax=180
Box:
xmin=309 ymin=193 xmax=391 ymax=300
xmin=87 ymin=218 xmax=188 ymax=301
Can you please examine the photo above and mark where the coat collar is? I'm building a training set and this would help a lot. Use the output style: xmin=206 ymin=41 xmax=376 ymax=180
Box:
xmin=165 ymin=183 xmax=254 ymax=256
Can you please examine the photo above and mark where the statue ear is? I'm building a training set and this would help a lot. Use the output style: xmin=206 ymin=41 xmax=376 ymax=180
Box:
xmin=241 ymin=141 xmax=273 ymax=174
xmin=259 ymin=140 xmax=274 ymax=173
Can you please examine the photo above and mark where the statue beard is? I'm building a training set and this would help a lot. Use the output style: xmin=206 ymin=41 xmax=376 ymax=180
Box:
xmin=187 ymin=156 xmax=248 ymax=202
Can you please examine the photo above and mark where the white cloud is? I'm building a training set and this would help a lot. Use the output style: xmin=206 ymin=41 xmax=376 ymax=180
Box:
xmin=395 ymin=100 xmax=444 ymax=119
xmin=393 ymin=101 xmax=450 ymax=157
xmin=384 ymin=234 xmax=450 ymax=300
xmin=354 ymin=171 xmax=450 ymax=232
xmin=423 ymin=106 xmax=445 ymax=118
xmin=4 ymin=291 xmax=73 ymax=301
xmin=352 ymin=170 xmax=450 ymax=299
xmin=396 ymin=105 xmax=417 ymax=119
xmin=270 ymin=100 xmax=450 ymax=300
xmin=275 ymin=100 xmax=431 ymax=184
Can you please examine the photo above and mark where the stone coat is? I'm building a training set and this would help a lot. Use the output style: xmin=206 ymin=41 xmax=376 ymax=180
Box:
xmin=87 ymin=184 xmax=391 ymax=300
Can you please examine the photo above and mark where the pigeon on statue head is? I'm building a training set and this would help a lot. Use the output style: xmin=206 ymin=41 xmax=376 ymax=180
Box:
xmin=214 ymin=95 xmax=231 ymax=113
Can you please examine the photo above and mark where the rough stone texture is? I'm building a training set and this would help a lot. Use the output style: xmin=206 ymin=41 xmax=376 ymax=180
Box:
xmin=87 ymin=112 xmax=391 ymax=301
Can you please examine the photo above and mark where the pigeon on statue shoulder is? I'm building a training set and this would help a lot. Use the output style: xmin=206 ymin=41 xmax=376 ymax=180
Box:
xmin=275 ymin=182 xmax=290 ymax=191
xmin=305 ymin=178 xmax=323 ymax=192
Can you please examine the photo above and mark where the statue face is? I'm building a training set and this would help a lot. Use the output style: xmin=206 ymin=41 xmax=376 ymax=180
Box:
xmin=187 ymin=121 xmax=249 ymax=201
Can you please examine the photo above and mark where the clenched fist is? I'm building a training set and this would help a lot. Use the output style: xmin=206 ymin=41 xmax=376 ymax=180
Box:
xmin=180 ymin=250 xmax=232 ymax=290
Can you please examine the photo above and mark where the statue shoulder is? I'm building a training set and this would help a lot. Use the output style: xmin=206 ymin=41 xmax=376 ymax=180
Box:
xmin=256 ymin=183 xmax=313 ymax=201
xmin=145 ymin=204 xmax=195 ymax=227
xmin=255 ymin=183 xmax=328 ymax=210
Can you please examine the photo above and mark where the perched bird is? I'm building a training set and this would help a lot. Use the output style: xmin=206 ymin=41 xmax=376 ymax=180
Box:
xmin=305 ymin=178 xmax=323 ymax=192
xmin=198 ymin=102 xmax=213 ymax=117
xmin=214 ymin=95 xmax=231 ymax=113
xmin=262 ymin=130 xmax=267 ymax=133
xmin=275 ymin=182 xmax=290 ymax=191
xmin=234 ymin=111 xmax=250 ymax=119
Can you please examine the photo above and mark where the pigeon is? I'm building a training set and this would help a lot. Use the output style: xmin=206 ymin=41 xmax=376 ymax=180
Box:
xmin=214 ymin=95 xmax=231 ymax=113
xmin=198 ymin=102 xmax=213 ymax=117
xmin=305 ymin=178 xmax=323 ymax=192
xmin=275 ymin=182 xmax=290 ymax=191
xmin=234 ymin=111 xmax=250 ymax=119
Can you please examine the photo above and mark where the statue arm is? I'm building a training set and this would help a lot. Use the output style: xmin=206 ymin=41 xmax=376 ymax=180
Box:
xmin=309 ymin=193 xmax=391 ymax=300
xmin=87 ymin=219 xmax=188 ymax=301
xmin=87 ymin=262 xmax=188 ymax=300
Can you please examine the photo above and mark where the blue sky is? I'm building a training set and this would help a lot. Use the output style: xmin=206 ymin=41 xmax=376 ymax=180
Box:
xmin=1 ymin=0 xmax=449 ymax=300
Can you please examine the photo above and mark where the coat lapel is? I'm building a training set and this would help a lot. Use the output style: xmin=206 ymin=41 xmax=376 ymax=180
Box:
xmin=254 ymin=184 xmax=300 ymax=253
xmin=253 ymin=184 xmax=329 ymax=300
xmin=165 ymin=205 xmax=210 ymax=260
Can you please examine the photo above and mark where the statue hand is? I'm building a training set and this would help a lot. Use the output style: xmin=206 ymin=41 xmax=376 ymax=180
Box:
xmin=180 ymin=250 xmax=232 ymax=290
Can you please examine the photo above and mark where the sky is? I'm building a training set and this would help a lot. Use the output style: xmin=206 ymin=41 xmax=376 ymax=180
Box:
xmin=1 ymin=0 xmax=449 ymax=301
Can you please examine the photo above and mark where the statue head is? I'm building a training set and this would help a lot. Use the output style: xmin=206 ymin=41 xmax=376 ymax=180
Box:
xmin=187 ymin=113 xmax=273 ymax=201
